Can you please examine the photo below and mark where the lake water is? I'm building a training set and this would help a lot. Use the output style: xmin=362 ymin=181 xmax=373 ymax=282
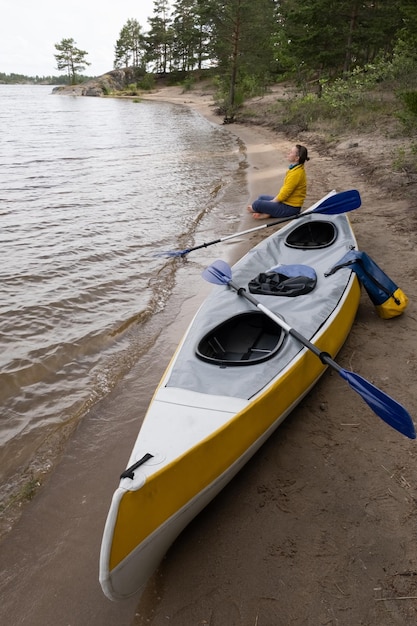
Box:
xmin=0 ymin=85 xmax=248 ymax=505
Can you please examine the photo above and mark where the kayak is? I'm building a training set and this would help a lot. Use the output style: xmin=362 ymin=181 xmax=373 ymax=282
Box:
xmin=99 ymin=195 xmax=362 ymax=601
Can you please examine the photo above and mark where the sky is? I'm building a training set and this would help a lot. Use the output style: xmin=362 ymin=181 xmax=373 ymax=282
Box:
xmin=1 ymin=0 xmax=160 ymax=77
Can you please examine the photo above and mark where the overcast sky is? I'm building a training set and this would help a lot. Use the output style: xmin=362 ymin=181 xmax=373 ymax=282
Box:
xmin=1 ymin=0 xmax=160 ymax=77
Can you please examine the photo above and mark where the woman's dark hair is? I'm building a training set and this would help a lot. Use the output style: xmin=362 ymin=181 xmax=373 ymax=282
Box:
xmin=296 ymin=144 xmax=309 ymax=164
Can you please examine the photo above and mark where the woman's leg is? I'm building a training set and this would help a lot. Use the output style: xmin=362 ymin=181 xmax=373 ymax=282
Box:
xmin=247 ymin=195 xmax=275 ymax=216
xmin=251 ymin=199 xmax=300 ymax=218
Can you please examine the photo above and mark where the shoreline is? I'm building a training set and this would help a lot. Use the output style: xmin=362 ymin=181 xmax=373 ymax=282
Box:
xmin=138 ymin=84 xmax=341 ymax=222
xmin=139 ymin=85 xmax=296 ymax=211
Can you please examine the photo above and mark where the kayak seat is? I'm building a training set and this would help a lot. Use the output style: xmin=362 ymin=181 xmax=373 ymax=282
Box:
xmin=196 ymin=311 xmax=285 ymax=366
xmin=285 ymin=221 xmax=337 ymax=249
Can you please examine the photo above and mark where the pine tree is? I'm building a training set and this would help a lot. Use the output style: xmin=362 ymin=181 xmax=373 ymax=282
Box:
xmin=114 ymin=19 xmax=146 ymax=69
xmin=54 ymin=38 xmax=90 ymax=85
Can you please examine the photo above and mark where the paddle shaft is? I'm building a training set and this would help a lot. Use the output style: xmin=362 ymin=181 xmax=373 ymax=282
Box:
xmin=184 ymin=218 xmax=299 ymax=253
xmin=180 ymin=215 xmax=309 ymax=254
xmin=159 ymin=190 xmax=363 ymax=257
xmin=229 ymin=280 xmax=341 ymax=372
xmin=182 ymin=191 xmax=338 ymax=254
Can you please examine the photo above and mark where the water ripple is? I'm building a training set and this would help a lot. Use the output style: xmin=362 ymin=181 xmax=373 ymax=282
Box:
xmin=0 ymin=85 xmax=247 ymax=494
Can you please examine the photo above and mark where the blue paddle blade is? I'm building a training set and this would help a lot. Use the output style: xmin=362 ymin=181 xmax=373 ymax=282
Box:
xmin=340 ymin=370 xmax=416 ymax=439
xmin=202 ymin=259 xmax=232 ymax=285
xmin=312 ymin=189 xmax=361 ymax=215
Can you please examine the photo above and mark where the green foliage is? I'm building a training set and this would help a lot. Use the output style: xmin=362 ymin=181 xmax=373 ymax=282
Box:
xmin=137 ymin=73 xmax=155 ymax=91
xmin=399 ymin=91 xmax=417 ymax=116
xmin=0 ymin=0 xmax=397 ymax=103
xmin=319 ymin=69 xmax=371 ymax=111
xmin=265 ymin=48 xmax=417 ymax=135
xmin=0 ymin=72 xmax=82 ymax=85
xmin=164 ymin=69 xmax=189 ymax=85
xmin=146 ymin=0 xmax=174 ymax=74
xmin=54 ymin=38 xmax=90 ymax=85
xmin=114 ymin=19 xmax=145 ymax=70
xmin=281 ymin=91 xmax=396 ymax=135
xmin=171 ymin=0 xmax=212 ymax=72
xmin=303 ymin=44 xmax=416 ymax=132
xmin=209 ymin=0 xmax=277 ymax=116
xmin=125 ymin=83 xmax=141 ymax=95
xmin=181 ymin=76 xmax=195 ymax=92
xmin=369 ymin=40 xmax=417 ymax=88
xmin=99 ymin=82 xmax=111 ymax=95
xmin=1 ymin=72 xmax=49 ymax=84
xmin=43 ymin=0 xmax=417 ymax=107
xmin=396 ymin=91 xmax=417 ymax=132
xmin=277 ymin=0 xmax=405 ymax=78
xmin=282 ymin=95 xmax=335 ymax=129
xmin=392 ymin=143 xmax=417 ymax=174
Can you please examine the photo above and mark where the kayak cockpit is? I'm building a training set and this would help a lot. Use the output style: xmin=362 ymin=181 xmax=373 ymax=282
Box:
xmin=196 ymin=311 xmax=285 ymax=366
xmin=285 ymin=220 xmax=337 ymax=248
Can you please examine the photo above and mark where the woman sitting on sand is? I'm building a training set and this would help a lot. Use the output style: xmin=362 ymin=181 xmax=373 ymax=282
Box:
xmin=247 ymin=144 xmax=309 ymax=219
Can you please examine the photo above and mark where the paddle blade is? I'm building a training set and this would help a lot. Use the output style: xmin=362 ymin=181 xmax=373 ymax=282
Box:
xmin=312 ymin=189 xmax=361 ymax=216
xmin=340 ymin=370 xmax=416 ymax=439
xmin=202 ymin=260 xmax=232 ymax=285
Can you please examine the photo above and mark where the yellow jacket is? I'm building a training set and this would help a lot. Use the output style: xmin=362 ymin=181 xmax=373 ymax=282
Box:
xmin=274 ymin=164 xmax=307 ymax=207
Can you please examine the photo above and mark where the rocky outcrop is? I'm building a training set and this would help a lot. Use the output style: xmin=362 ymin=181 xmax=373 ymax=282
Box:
xmin=52 ymin=68 xmax=142 ymax=96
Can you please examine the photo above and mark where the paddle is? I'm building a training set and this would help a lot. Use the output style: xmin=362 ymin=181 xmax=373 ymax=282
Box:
xmin=202 ymin=260 xmax=416 ymax=440
xmin=157 ymin=189 xmax=361 ymax=258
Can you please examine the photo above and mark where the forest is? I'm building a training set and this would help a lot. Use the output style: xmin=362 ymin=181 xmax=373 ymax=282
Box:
xmin=4 ymin=2 xmax=417 ymax=91
xmin=109 ymin=0 xmax=417 ymax=113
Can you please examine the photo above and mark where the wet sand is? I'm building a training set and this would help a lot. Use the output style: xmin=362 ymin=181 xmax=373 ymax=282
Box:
xmin=1 ymin=87 xmax=417 ymax=626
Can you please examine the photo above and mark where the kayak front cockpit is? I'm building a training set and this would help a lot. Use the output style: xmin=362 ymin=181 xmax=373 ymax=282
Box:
xmin=196 ymin=311 xmax=285 ymax=366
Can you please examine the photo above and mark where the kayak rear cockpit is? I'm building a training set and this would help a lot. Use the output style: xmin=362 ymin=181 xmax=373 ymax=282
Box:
xmin=196 ymin=311 xmax=285 ymax=366
xmin=285 ymin=220 xmax=337 ymax=248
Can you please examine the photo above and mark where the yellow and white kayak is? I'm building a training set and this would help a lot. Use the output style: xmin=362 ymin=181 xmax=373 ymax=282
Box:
xmin=99 ymin=195 xmax=361 ymax=601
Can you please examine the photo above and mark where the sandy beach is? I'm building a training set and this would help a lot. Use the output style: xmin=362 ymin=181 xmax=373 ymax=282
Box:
xmin=1 ymin=85 xmax=417 ymax=626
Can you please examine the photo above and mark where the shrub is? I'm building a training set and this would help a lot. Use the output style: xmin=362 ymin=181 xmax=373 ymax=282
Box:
xmin=138 ymin=74 xmax=155 ymax=91
xmin=397 ymin=91 xmax=417 ymax=131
